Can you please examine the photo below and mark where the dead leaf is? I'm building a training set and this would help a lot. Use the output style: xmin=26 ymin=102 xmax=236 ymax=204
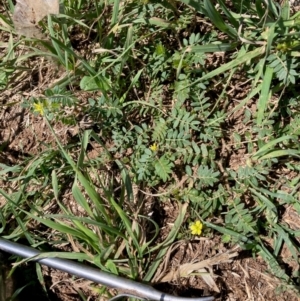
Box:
xmin=159 ymin=247 xmax=239 ymax=292
xmin=178 ymin=249 xmax=239 ymax=277
xmin=196 ymin=268 xmax=220 ymax=293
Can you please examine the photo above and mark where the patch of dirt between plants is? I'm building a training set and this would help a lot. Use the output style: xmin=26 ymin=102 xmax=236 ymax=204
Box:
xmin=41 ymin=266 xmax=102 ymax=301
xmin=153 ymin=239 xmax=299 ymax=301
xmin=0 ymin=105 xmax=70 ymax=158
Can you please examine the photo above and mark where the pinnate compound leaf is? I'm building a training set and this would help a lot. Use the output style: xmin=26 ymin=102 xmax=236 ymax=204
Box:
xmin=154 ymin=155 xmax=174 ymax=182
xmin=197 ymin=165 xmax=220 ymax=187
xmin=152 ymin=118 xmax=167 ymax=141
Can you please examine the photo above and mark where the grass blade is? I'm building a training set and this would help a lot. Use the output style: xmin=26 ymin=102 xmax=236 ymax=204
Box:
xmin=189 ymin=42 xmax=238 ymax=53
xmin=203 ymin=0 xmax=237 ymax=39
xmin=257 ymin=66 xmax=273 ymax=125
xmin=143 ymin=203 xmax=188 ymax=282
xmin=181 ymin=46 xmax=265 ymax=91
xmin=252 ymin=135 xmax=296 ymax=160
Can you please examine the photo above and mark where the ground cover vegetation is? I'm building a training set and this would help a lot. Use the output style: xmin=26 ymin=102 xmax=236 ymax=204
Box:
xmin=0 ymin=0 xmax=300 ymax=300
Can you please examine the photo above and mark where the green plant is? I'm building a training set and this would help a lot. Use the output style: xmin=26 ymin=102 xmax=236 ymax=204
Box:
xmin=1 ymin=0 xmax=300 ymax=298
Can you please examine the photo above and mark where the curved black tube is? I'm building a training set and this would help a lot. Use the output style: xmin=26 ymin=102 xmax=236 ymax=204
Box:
xmin=0 ymin=238 xmax=214 ymax=301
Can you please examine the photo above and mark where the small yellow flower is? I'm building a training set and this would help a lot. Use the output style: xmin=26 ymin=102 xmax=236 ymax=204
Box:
xmin=189 ymin=220 xmax=203 ymax=236
xmin=149 ymin=143 xmax=158 ymax=152
xmin=33 ymin=102 xmax=45 ymax=116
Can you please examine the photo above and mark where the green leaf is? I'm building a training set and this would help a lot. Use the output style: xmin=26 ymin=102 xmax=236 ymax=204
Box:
xmin=257 ymin=149 xmax=300 ymax=160
xmin=197 ymin=165 xmax=220 ymax=187
xmin=189 ymin=42 xmax=238 ymax=53
xmin=51 ymin=170 xmax=59 ymax=201
xmin=179 ymin=46 xmax=265 ymax=92
xmin=252 ymin=135 xmax=297 ymax=160
xmin=80 ymin=76 xmax=100 ymax=91
xmin=203 ymin=0 xmax=237 ymax=39
xmin=152 ymin=118 xmax=167 ymax=142
xmin=154 ymin=155 xmax=174 ymax=182
xmin=257 ymin=66 xmax=273 ymax=125
xmin=174 ymin=78 xmax=190 ymax=102
xmin=80 ymin=75 xmax=111 ymax=92
xmin=178 ymin=0 xmax=205 ymax=13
